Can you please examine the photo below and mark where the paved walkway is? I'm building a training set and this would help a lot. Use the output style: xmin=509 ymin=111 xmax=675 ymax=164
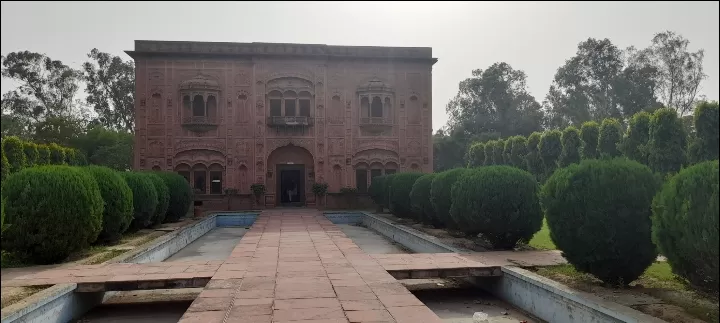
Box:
xmin=181 ymin=209 xmax=443 ymax=323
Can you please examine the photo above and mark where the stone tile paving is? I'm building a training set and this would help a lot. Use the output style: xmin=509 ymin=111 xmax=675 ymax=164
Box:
xmin=179 ymin=209 xmax=444 ymax=323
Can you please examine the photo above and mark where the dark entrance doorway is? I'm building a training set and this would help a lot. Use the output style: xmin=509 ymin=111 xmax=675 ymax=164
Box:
xmin=277 ymin=164 xmax=305 ymax=206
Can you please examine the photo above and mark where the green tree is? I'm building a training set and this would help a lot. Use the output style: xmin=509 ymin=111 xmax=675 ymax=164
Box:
xmin=484 ymin=140 xmax=497 ymax=165
xmin=82 ymin=49 xmax=135 ymax=132
xmin=648 ymin=108 xmax=687 ymax=174
xmin=2 ymin=136 xmax=26 ymax=173
xmin=432 ymin=129 xmax=467 ymax=172
xmin=559 ymin=126 xmax=581 ymax=167
xmin=22 ymin=141 xmax=39 ymax=167
xmin=539 ymin=130 xmax=562 ymax=178
xmin=73 ymin=125 xmax=134 ymax=171
xmin=580 ymin=121 xmax=600 ymax=159
xmin=688 ymin=101 xmax=719 ymax=164
xmin=446 ymin=62 xmax=545 ymax=139
xmin=620 ymin=111 xmax=652 ymax=164
xmin=466 ymin=142 xmax=486 ymax=168
xmin=598 ymin=118 xmax=623 ymax=158
xmin=545 ymin=38 xmax=658 ymax=128
xmin=644 ymin=31 xmax=706 ymax=115
xmin=493 ymin=139 xmax=505 ymax=165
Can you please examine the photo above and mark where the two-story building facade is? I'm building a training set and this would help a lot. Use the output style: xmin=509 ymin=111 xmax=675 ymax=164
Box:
xmin=127 ymin=40 xmax=436 ymax=209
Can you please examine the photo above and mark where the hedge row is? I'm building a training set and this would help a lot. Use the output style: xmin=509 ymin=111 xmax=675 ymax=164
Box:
xmin=371 ymin=166 xmax=543 ymax=250
xmin=1 ymin=166 xmax=192 ymax=265
xmin=1 ymin=136 xmax=85 ymax=182
xmin=465 ymin=103 xmax=719 ymax=180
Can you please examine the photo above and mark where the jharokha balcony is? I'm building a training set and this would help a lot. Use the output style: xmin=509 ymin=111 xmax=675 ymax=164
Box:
xmin=181 ymin=115 xmax=218 ymax=132
xmin=267 ymin=116 xmax=313 ymax=127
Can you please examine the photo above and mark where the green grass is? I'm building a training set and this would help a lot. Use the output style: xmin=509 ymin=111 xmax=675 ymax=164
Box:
xmin=528 ymin=218 xmax=556 ymax=250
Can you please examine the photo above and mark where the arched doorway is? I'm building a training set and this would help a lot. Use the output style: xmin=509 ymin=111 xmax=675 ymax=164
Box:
xmin=267 ymin=145 xmax=314 ymax=206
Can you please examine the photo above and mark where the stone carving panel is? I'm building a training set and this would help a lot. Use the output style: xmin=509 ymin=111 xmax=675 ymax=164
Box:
xmin=407 ymin=140 xmax=421 ymax=156
xmin=327 ymin=125 xmax=344 ymax=138
xmin=175 ymin=139 xmax=225 ymax=154
xmin=147 ymin=140 xmax=165 ymax=157
xmin=148 ymin=69 xmax=164 ymax=84
xmin=406 ymin=125 xmax=422 ymax=138
xmin=316 ymin=119 xmax=325 ymax=136
xmin=236 ymin=140 xmax=252 ymax=156
xmin=266 ymin=139 xmax=314 ymax=155
xmin=234 ymin=72 xmax=250 ymax=86
xmin=173 ymin=149 xmax=226 ymax=167
xmin=328 ymin=139 xmax=345 ymax=156
xmin=353 ymin=149 xmax=399 ymax=166
xmin=355 ymin=140 xmax=398 ymax=154
xmin=147 ymin=124 xmax=165 ymax=137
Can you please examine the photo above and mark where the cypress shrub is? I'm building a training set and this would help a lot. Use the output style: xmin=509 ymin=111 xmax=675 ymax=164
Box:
xmin=82 ymin=166 xmax=133 ymax=244
xmin=688 ymin=101 xmax=719 ymax=164
xmin=492 ymin=140 xmax=504 ymax=165
xmin=369 ymin=175 xmax=388 ymax=208
xmin=598 ymin=118 xmax=623 ymax=158
xmin=539 ymin=130 xmax=562 ymax=178
xmin=1 ymin=166 xmax=103 ymax=264
xmin=389 ymin=172 xmax=424 ymax=219
xmin=430 ymin=168 xmax=469 ymax=229
xmin=466 ymin=142 xmax=486 ymax=168
xmin=525 ymin=132 xmax=543 ymax=178
xmin=409 ymin=173 xmax=437 ymax=224
xmin=156 ymin=171 xmax=193 ymax=222
xmin=580 ymin=121 xmax=600 ymax=159
xmin=652 ymin=160 xmax=718 ymax=295
xmin=383 ymin=173 xmax=397 ymax=211
xmin=450 ymin=166 xmax=542 ymax=249
xmin=620 ymin=112 xmax=652 ymax=165
xmin=483 ymin=141 xmax=495 ymax=165
xmin=120 ymin=172 xmax=158 ymax=231
xmin=22 ymin=141 xmax=39 ymax=167
xmin=144 ymin=172 xmax=170 ymax=226
xmin=48 ymin=143 xmax=66 ymax=165
xmin=559 ymin=126 xmax=581 ymax=167
xmin=648 ymin=108 xmax=687 ymax=174
xmin=37 ymin=144 xmax=51 ymax=165
xmin=1 ymin=140 xmax=9 ymax=182
xmin=502 ymin=139 xmax=512 ymax=165
xmin=3 ymin=136 xmax=26 ymax=173
xmin=541 ymin=158 xmax=658 ymax=285
xmin=509 ymin=136 xmax=528 ymax=170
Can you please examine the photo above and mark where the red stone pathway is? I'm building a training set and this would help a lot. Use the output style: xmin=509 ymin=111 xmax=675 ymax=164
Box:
xmin=181 ymin=209 xmax=443 ymax=323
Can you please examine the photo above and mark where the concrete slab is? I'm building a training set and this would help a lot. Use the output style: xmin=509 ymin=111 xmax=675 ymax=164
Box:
xmin=165 ymin=227 xmax=248 ymax=262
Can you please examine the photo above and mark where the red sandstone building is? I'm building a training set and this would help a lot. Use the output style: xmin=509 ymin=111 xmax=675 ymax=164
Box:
xmin=127 ymin=40 xmax=436 ymax=209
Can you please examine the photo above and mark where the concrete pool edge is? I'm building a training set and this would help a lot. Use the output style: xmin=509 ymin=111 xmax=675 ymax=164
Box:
xmin=1 ymin=214 xmax=234 ymax=323
xmin=328 ymin=211 xmax=667 ymax=323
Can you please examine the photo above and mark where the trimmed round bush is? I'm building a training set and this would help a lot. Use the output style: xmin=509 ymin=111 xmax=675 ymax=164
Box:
xmin=409 ymin=173 xmax=437 ymax=225
xmin=620 ymin=111 xmax=651 ymax=164
xmin=466 ymin=142 xmax=486 ymax=168
xmin=82 ymin=166 xmax=133 ymax=244
xmin=450 ymin=166 xmax=542 ymax=249
xmin=389 ymin=172 xmax=425 ymax=219
xmin=1 ymin=166 xmax=103 ymax=264
xmin=1 ymin=140 xmax=9 ymax=182
xmin=652 ymin=160 xmax=719 ymax=295
xmin=483 ymin=141 xmax=495 ymax=166
xmin=48 ymin=143 xmax=66 ymax=165
xmin=509 ymin=136 xmax=528 ymax=170
xmin=144 ymin=172 xmax=170 ymax=226
xmin=369 ymin=175 xmax=388 ymax=209
xmin=580 ymin=121 xmax=600 ymax=159
xmin=541 ymin=158 xmax=658 ymax=285
xmin=559 ymin=126 xmax=581 ymax=167
xmin=37 ymin=144 xmax=51 ymax=165
xmin=688 ymin=101 xmax=719 ymax=164
xmin=120 ymin=172 xmax=158 ymax=232
xmin=383 ymin=173 xmax=397 ymax=209
xmin=3 ymin=136 xmax=26 ymax=173
xmin=493 ymin=139 xmax=506 ymax=165
xmin=502 ymin=139 xmax=512 ymax=165
xmin=23 ymin=142 xmax=39 ymax=167
xmin=598 ymin=118 xmax=623 ymax=158
xmin=156 ymin=171 xmax=193 ymax=222
xmin=430 ymin=168 xmax=469 ymax=229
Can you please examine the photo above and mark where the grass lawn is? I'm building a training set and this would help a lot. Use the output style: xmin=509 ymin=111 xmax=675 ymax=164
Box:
xmin=528 ymin=218 xmax=556 ymax=250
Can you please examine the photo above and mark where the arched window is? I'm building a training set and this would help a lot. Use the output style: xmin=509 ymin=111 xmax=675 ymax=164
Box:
xmin=192 ymin=164 xmax=207 ymax=194
xmin=355 ymin=163 xmax=369 ymax=193
xmin=209 ymin=163 xmax=224 ymax=195
xmin=371 ymin=97 xmax=383 ymax=118
xmin=284 ymin=91 xmax=297 ymax=116
xmin=360 ymin=97 xmax=370 ymax=118
xmin=408 ymin=96 xmax=420 ymax=124
xmin=192 ymin=95 xmax=205 ymax=117
xmin=206 ymin=95 xmax=217 ymax=119
xmin=237 ymin=94 xmax=248 ymax=123
xmin=183 ymin=95 xmax=191 ymax=110
xmin=299 ymin=91 xmax=311 ymax=117
xmin=383 ymin=97 xmax=392 ymax=120
xmin=269 ymin=90 xmax=282 ymax=117
xmin=175 ymin=164 xmax=191 ymax=183
xmin=331 ymin=95 xmax=343 ymax=123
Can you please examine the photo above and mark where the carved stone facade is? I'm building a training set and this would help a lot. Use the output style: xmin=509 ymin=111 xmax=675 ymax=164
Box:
xmin=128 ymin=40 xmax=436 ymax=206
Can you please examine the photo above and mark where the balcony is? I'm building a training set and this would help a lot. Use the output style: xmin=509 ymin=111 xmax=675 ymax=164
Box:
xmin=267 ymin=116 xmax=313 ymax=127
xmin=182 ymin=115 xmax=218 ymax=132
xmin=359 ymin=117 xmax=393 ymax=132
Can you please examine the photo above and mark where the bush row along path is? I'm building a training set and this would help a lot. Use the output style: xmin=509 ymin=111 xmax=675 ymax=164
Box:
xmin=2 ymin=210 xmax=566 ymax=323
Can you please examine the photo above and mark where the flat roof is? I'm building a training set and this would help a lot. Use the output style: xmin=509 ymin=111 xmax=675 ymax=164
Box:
xmin=126 ymin=40 xmax=437 ymax=64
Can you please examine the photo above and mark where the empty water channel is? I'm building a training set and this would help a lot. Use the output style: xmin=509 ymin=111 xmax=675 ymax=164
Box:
xmin=73 ymin=212 xmax=535 ymax=323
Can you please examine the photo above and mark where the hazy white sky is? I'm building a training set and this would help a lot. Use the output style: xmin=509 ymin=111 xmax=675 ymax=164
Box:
xmin=2 ymin=1 xmax=718 ymax=131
